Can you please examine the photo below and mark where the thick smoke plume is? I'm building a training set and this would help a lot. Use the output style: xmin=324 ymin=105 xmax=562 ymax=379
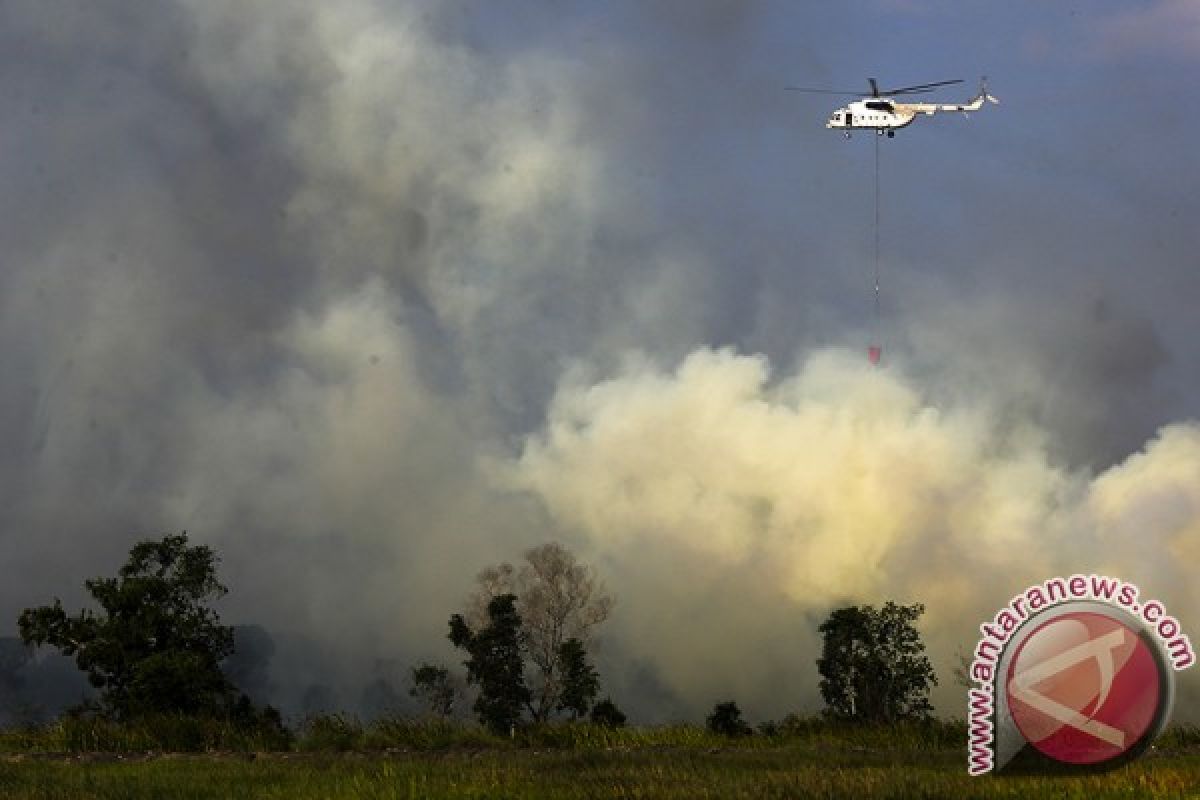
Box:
xmin=2 ymin=1 xmax=1198 ymax=721
xmin=508 ymin=348 xmax=1200 ymax=718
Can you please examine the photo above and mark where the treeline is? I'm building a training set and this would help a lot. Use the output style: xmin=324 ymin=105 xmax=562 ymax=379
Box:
xmin=2 ymin=532 xmax=941 ymax=747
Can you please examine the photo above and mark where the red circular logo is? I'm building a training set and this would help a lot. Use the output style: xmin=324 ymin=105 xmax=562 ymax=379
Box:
xmin=1006 ymin=611 xmax=1162 ymax=765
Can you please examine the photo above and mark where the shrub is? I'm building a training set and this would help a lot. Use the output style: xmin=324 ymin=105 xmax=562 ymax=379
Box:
xmin=706 ymin=701 xmax=752 ymax=737
xmin=589 ymin=697 xmax=626 ymax=728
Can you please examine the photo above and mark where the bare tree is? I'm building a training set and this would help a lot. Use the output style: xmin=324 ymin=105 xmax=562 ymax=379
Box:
xmin=466 ymin=542 xmax=614 ymax=723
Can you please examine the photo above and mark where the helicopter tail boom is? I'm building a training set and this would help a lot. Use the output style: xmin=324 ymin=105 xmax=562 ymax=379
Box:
xmin=902 ymin=78 xmax=998 ymax=115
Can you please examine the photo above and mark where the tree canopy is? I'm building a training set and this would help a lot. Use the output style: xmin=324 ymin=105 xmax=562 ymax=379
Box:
xmin=449 ymin=593 xmax=531 ymax=734
xmin=816 ymin=601 xmax=937 ymax=723
xmin=555 ymin=638 xmax=599 ymax=719
xmin=18 ymin=532 xmax=241 ymax=719
xmin=706 ymin=701 xmax=752 ymax=737
xmin=409 ymin=663 xmax=463 ymax=719
xmin=466 ymin=542 xmax=614 ymax=722
xmin=589 ymin=696 xmax=626 ymax=728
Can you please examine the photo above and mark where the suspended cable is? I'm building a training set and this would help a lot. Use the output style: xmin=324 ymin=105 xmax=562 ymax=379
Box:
xmin=869 ymin=133 xmax=882 ymax=366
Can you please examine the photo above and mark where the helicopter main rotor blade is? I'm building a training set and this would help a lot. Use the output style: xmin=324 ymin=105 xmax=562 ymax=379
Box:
xmin=784 ymin=78 xmax=965 ymax=98
xmin=784 ymin=87 xmax=864 ymax=95
xmin=884 ymin=79 xmax=964 ymax=95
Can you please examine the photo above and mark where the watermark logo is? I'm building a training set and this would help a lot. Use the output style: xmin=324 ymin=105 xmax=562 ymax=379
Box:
xmin=967 ymin=576 xmax=1193 ymax=775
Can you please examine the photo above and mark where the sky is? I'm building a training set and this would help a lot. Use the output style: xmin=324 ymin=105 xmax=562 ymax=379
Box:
xmin=2 ymin=0 xmax=1200 ymax=723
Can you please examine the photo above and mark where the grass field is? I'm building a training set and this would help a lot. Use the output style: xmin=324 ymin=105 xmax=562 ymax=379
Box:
xmin=4 ymin=747 xmax=1200 ymax=799
xmin=2 ymin=719 xmax=1199 ymax=798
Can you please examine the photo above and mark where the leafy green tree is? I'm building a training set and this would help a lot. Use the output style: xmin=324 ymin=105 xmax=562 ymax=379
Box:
xmin=466 ymin=543 xmax=613 ymax=722
xmin=816 ymin=601 xmax=937 ymax=723
xmin=706 ymin=700 xmax=752 ymax=737
xmin=589 ymin=696 xmax=626 ymax=728
xmin=17 ymin=532 xmax=239 ymax=719
xmin=555 ymin=638 xmax=599 ymax=719
xmin=408 ymin=663 xmax=463 ymax=718
xmin=448 ymin=594 xmax=530 ymax=734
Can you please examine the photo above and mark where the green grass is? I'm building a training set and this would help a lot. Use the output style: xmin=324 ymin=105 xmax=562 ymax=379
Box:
xmin=2 ymin=748 xmax=1200 ymax=799
xmin=1 ymin=718 xmax=1198 ymax=798
xmin=0 ymin=714 xmax=967 ymax=755
xmin=0 ymin=713 xmax=292 ymax=754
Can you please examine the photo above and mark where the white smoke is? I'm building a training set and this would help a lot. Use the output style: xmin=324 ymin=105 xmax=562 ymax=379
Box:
xmin=505 ymin=347 xmax=1200 ymax=717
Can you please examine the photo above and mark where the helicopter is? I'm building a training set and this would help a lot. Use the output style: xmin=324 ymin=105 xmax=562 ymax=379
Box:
xmin=787 ymin=77 xmax=998 ymax=137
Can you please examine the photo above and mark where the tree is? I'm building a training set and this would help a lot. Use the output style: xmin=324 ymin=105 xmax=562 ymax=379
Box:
xmin=466 ymin=542 xmax=613 ymax=722
xmin=706 ymin=701 xmax=752 ymax=737
xmin=409 ymin=663 xmax=464 ymax=718
xmin=449 ymin=594 xmax=530 ymax=734
xmin=17 ymin=532 xmax=239 ymax=719
xmin=555 ymin=638 xmax=599 ymax=719
xmin=816 ymin=601 xmax=937 ymax=723
xmin=589 ymin=696 xmax=626 ymax=728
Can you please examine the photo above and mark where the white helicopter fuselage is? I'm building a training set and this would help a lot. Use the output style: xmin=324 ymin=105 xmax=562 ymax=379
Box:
xmin=826 ymin=84 xmax=996 ymax=134
xmin=826 ymin=99 xmax=916 ymax=131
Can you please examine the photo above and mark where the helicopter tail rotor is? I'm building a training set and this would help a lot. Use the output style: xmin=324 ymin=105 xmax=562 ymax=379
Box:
xmin=979 ymin=76 xmax=999 ymax=105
